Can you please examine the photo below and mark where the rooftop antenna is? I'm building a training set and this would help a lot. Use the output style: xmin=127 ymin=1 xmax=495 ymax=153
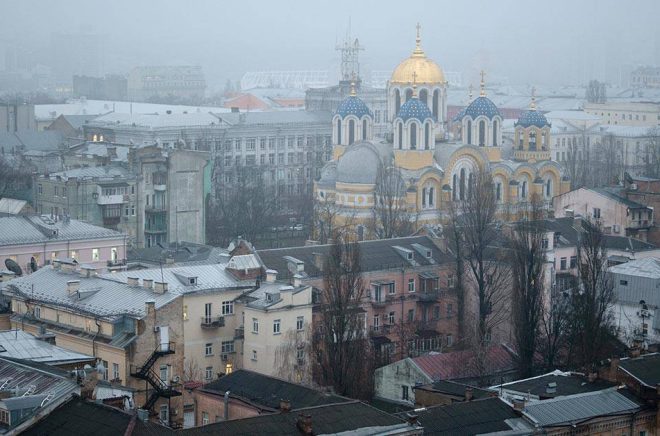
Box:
xmin=336 ymin=18 xmax=363 ymax=82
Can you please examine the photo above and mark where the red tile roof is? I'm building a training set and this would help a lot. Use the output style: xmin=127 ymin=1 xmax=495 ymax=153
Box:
xmin=412 ymin=344 xmax=517 ymax=381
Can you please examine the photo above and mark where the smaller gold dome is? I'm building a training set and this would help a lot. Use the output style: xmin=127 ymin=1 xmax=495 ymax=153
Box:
xmin=390 ymin=25 xmax=445 ymax=85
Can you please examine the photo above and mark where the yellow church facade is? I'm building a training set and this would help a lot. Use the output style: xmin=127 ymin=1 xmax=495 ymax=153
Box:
xmin=313 ymin=27 xmax=570 ymax=241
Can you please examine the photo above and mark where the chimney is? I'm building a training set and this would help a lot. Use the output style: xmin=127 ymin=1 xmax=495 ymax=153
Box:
xmin=296 ymin=414 xmax=312 ymax=435
xmin=512 ymin=399 xmax=526 ymax=411
xmin=143 ymin=279 xmax=153 ymax=289
xmin=165 ymin=256 xmax=175 ymax=265
xmin=67 ymin=280 xmax=80 ymax=295
xmin=61 ymin=262 xmax=75 ymax=273
xmin=312 ymin=252 xmax=324 ymax=272
xmin=154 ymin=282 xmax=168 ymax=294
xmin=545 ymin=382 xmax=557 ymax=395
xmin=280 ymin=399 xmax=291 ymax=413
xmin=405 ymin=413 xmax=419 ymax=427
xmin=292 ymin=273 xmax=303 ymax=287
xmin=52 ymin=260 xmax=61 ymax=270
xmin=464 ymin=387 xmax=473 ymax=401
xmin=145 ymin=300 xmax=156 ymax=316
xmin=266 ymin=269 xmax=278 ymax=283
xmin=127 ymin=277 xmax=139 ymax=287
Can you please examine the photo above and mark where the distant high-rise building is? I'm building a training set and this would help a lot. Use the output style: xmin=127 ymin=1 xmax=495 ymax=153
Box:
xmin=0 ymin=103 xmax=36 ymax=132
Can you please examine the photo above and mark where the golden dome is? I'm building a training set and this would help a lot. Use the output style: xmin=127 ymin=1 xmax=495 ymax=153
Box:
xmin=390 ymin=24 xmax=445 ymax=85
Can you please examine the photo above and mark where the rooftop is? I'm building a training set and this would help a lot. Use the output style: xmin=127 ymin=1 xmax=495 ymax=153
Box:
xmin=0 ymin=198 xmax=28 ymax=215
xmin=43 ymin=165 xmax=131 ymax=182
xmin=127 ymin=242 xmax=229 ymax=267
xmin=411 ymin=344 xmax=517 ymax=382
xmin=0 ymin=330 xmax=94 ymax=367
xmin=521 ymin=389 xmax=640 ymax=427
xmin=592 ymin=187 xmax=649 ymax=209
xmin=609 ymin=257 xmax=660 ymax=279
xmin=0 ymin=215 xmax=124 ymax=247
xmin=492 ymin=370 xmax=616 ymax=399
xmin=181 ymin=400 xmax=406 ymax=436
xmin=199 ymin=369 xmax=348 ymax=411
xmin=398 ymin=397 xmax=523 ymax=435
xmin=414 ymin=379 xmax=493 ymax=400
xmin=617 ymin=353 xmax=660 ymax=388
xmin=258 ymin=236 xmax=452 ymax=281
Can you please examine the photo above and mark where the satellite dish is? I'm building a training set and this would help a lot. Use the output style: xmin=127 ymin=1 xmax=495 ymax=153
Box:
xmin=4 ymin=259 xmax=22 ymax=276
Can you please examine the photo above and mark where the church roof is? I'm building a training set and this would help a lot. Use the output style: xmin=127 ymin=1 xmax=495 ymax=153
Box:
xmin=397 ymin=97 xmax=434 ymax=122
xmin=516 ymin=109 xmax=550 ymax=128
xmin=336 ymin=142 xmax=384 ymax=184
xmin=335 ymin=95 xmax=372 ymax=118
xmin=463 ymin=96 xmax=501 ymax=119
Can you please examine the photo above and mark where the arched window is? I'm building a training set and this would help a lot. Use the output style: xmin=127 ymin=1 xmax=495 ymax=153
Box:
xmin=521 ymin=180 xmax=528 ymax=199
xmin=348 ymin=119 xmax=355 ymax=145
xmin=496 ymin=182 xmax=502 ymax=202
xmin=398 ymin=122 xmax=403 ymax=149
xmin=432 ymin=90 xmax=439 ymax=119
xmin=419 ymin=89 xmax=428 ymax=107
xmin=405 ymin=88 xmax=413 ymax=102
xmin=492 ymin=120 xmax=498 ymax=146
xmin=452 ymin=174 xmax=458 ymax=200
xmin=424 ymin=123 xmax=430 ymax=150
xmin=529 ymin=131 xmax=537 ymax=150
xmin=545 ymin=178 xmax=552 ymax=198
xmin=422 ymin=187 xmax=427 ymax=207
xmin=468 ymin=173 xmax=474 ymax=197
xmin=362 ymin=119 xmax=367 ymax=140
xmin=336 ymin=119 xmax=341 ymax=144
xmin=410 ymin=124 xmax=417 ymax=150
xmin=459 ymin=169 xmax=466 ymax=200
xmin=467 ymin=120 xmax=472 ymax=145
xmin=395 ymin=89 xmax=401 ymax=115
xmin=428 ymin=187 xmax=434 ymax=206
xmin=478 ymin=120 xmax=486 ymax=146
xmin=518 ymin=129 xmax=524 ymax=148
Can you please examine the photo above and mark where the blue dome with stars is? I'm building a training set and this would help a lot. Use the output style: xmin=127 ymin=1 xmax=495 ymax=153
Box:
xmin=397 ymin=97 xmax=434 ymax=122
xmin=335 ymin=95 xmax=372 ymax=119
xmin=515 ymin=110 xmax=550 ymax=128
xmin=463 ymin=96 xmax=500 ymax=119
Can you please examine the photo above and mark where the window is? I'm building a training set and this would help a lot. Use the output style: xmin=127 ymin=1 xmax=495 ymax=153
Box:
xmin=447 ymin=304 xmax=453 ymax=317
xmin=102 ymin=360 xmax=109 ymax=381
xmin=221 ymin=341 xmax=234 ymax=353
xmin=387 ymin=282 xmax=396 ymax=295
xmin=0 ymin=409 xmax=8 ymax=425
xmin=202 ymin=412 xmax=209 ymax=425
xmin=112 ymin=363 xmax=120 ymax=381
xmin=408 ymin=278 xmax=415 ymax=293
xmin=252 ymin=318 xmax=259 ymax=333
xmin=593 ymin=208 xmax=601 ymax=219
xmin=542 ymin=238 xmax=549 ymax=249
xmin=446 ymin=334 xmax=453 ymax=347
xmin=273 ymin=319 xmax=281 ymax=335
xmin=407 ymin=309 xmax=415 ymax=322
xmin=296 ymin=348 xmax=304 ymax=365
xmin=434 ymin=305 xmax=440 ymax=320
xmin=447 ymin=274 xmax=455 ymax=288
xmin=296 ymin=316 xmax=304 ymax=331
xmin=570 ymin=256 xmax=577 ymax=269
xmin=183 ymin=305 xmax=188 ymax=321
xmin=221 ymin=301 xmax=233 ymax=315
xmin=204 ymin=303 xmax=212 ymax=324
xmin=92 ymin=248 xmax=99 ymax=261
xmin=205 ymin=367 xmax=213 ymax=381
xmin=225 ymin=363 xmax=233 ymax=374
xmin=70 ymin=250 xmax=78 ymax=260
xmin=560 ymin=257 xmax=567 ymax=270
xmin=38 ymin=184 xmax=43 ymax=194
xmin=373 ymin=314 xmax=380 ymax=331
xmin=388 ymin=312 xmax=395 ymax=325
xmin=205 ymin=343 xmax=213 ymax=356
xmin=620 ymin=280 xmax=628 ymax=286
xmin=34 ymin=306 xmax=41 ymax=318
xmin=159 ymin=404 xmax=168 ymax=423
xmin=252 ymin=350 xmax=258 ymax=361
xmin=246 ymin=138 xmax=256 ymax=151
xmin=402 ymin=385 xmax=409 ymax=401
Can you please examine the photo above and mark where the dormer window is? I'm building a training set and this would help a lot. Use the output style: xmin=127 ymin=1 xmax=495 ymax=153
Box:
xmin=266 ymin=293 xmax=273 ymax=303
xmin=426 ymin=250 xmax=432 ymax=259
xmin=407 ymin=252 xmax=413 ymax=261
xmin=188 ymin=277 xmax=197 ymax=286
xmin=0 ymin=408 xmax=9 ymax=425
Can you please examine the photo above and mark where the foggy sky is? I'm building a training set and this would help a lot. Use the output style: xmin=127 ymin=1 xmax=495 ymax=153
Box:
xmin=2 ymin=0 xmax=659 ymax=90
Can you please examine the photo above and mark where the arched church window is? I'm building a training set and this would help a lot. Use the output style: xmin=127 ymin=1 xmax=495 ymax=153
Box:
xmin=459 ymin=169 xmax=466 ymax=201
xmin=468 ymin=173 xmax=474 ymax=197
xmin=362 ymin=119 xmax=367 ymax=140
xmin=432 ymin=90 xmax=439 ymax=119
xmin=422 ymin=187 xmax=427 ymax=207
xmin=348 ymin=119 xmax=355 ymax=145
xmin=545 ymin=178 xmax=552 ymax=198
xmin=424 ymin=123 xmax=430 ymax=150
xmin=405 ymin=88 xmax=413 ymax=102
xmin=336 ymin=119 xmax=341 ymax=144
xmin=529 ymin=131 xmax=537 ymax=150
xmin=410 ymin=124 xmax=417 ymax=150
xmin=428 ymin=187 xmax=434 ymax=207
xmin=467 ymin=120 xmax=472 ymax=145
xmin=452 ymin=174 xmax=458 ymax=201
xmin=419 ymin=89 xmax=428 ymax=107
xmin=496 ymin=182 xmax=502 ymax=202
xmin=398 ymin=122 xmax=403 ymax=149
xmin=395 ymin=90 xmax=401 ymax=115
xmin=492 ymin=120 xmax=498 ymax=146
xmin=479 ymin=120 xmax=486 ymax=146
xmin=521 ymin=180 xmax=528 ymax=199
xmin=519 ymin=129 xmax=524 ymax=148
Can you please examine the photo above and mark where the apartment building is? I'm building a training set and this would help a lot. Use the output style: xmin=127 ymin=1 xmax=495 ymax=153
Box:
xmin=583 ymin=101 xmax=660 ymax=127
xmin=127 ymin=66 xmax=206 ymax=102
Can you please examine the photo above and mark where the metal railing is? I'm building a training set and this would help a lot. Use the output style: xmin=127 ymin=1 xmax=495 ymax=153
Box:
xmin=201 ymin=316 xmax=225 ymax=328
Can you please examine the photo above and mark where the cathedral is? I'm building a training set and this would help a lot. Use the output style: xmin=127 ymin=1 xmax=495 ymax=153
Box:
xmin=314 ymin=26 xmax=570 ymax=241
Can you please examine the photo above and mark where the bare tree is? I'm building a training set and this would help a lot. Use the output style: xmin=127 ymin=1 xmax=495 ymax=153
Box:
xmin=566 ymin=220 xmax=616 ymax=370
xmin=312 ymin=195 xmax=357 ymax=244
xmin=182 ymin=357 xmax=202 ymax=383
xmin=591 ymin=134 xmax=623 ymax=187
xmin=508 ymin=196 xmax=546 ymax=377
xmin=369 ymin=164 xmax=416 ymax=239
xmin=313 ymin=233 xmax=373 ymax=399
xmin=540 ymin=289 xmax=570 ymax=370
xmin=455 ymin=168 xmax=511 ymax=347
xmin=274 ymin=324 xmax=313 ymax=386
xmin=444 ymin=199 xmax=467 ymax=343
xmin=643 ymin=127 xmax=660 ymax=179
xmin=0 ymin=154 xmax=32 ymax=200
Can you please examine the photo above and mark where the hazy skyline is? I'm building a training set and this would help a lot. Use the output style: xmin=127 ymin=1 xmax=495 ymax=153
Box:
xmin=2 ymin=0 xmax=659 ymax=91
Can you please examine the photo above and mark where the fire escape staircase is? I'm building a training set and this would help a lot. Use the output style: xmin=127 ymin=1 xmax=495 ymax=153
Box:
xmin=130 ymin=342 xmax=181 ymax=410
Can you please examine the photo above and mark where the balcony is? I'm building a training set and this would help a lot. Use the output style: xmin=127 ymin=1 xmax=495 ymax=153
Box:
xmin=154 ymin=183 xmax=167 ymax=191
xmin=370 ymin=296 xmax=389 ymax=307
xmin=369 ymin=324 xmax=392 ymax=337
xmin=102 ymin=216 xmax=121 ymax=227
xmin=234 ymin=326 xmax=244 ymax=339
xmin=627 ymin=219 xmax=652 ymax=229
xmin=201 ymin=316 xmax=225 ymax=329
xmin=416 ymin=290 xmax=440 ymax=303
xmin=97 ymin=194 xmax=129 ymax=205
xmin=145 ymin=205 xmax=167 ymax=214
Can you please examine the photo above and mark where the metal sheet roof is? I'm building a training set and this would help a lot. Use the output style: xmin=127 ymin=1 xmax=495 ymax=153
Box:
xmin=0 ymin=330 xmax=93 ymax=365
xmin=0 ymin=198 xmax=28 ymax=215
xmin=0 ymin=216 xmax=124 ymax=247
